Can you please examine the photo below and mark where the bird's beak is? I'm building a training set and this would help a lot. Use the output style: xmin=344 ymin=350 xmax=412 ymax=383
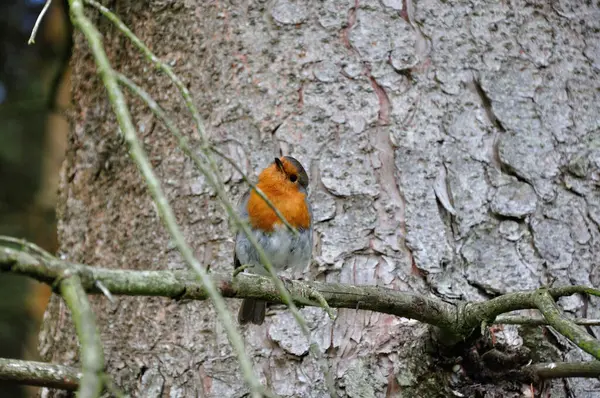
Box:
xmin=274 ymin=157 xmax=284 ymax=172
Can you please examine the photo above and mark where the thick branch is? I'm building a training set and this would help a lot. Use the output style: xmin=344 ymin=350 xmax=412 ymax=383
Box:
xmin=523 ymin=361 xmax=600 ymax=380
xmin=4 ymin=241 xmax=600 ymax=365
xmin=0 ymin=245 xmax=457 ymax=330
xmin=59 ymin=273 xmax=104 ymax=398
xmin=3 ymin=356 xmax=600 ymax=392
xmin=0 ymin=358 xmax=80 ymax=390
xmin=494 ymin=315 xmax=600 ymax=327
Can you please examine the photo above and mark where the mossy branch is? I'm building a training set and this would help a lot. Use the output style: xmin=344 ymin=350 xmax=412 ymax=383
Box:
xmin=0 ymin=242 xmax=455 ymax=328
xmin=533 ymin=290 xmax=600 ymax=360
xmin=3 ymin=240 xmax=600 ymax=388
xmin=3 ymin=239 xmax=600 ymax=359
xmin=0 ymin=358 xmax=80 ymax=391
xmin=523 ymin=361 xmax=600 ymax=380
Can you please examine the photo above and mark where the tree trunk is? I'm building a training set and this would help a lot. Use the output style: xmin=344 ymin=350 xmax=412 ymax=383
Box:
xmin=41 ymin=1 xmax=600 ymax=397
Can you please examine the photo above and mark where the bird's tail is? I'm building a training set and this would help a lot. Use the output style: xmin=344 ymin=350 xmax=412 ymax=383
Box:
xmin=238 ymin=299 xmax=267 ymax=325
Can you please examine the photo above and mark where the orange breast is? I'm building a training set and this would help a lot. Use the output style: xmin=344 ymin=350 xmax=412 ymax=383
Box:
xmin=247 ymin=186 xmax=310 ymax=232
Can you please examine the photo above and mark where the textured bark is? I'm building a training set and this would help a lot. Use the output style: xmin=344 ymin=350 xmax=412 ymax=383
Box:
xmin=41 ymin=0 xmax=600 ymax=397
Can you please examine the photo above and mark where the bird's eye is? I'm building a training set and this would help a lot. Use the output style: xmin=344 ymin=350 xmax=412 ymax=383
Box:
xmin=290 ymin=174 xmax=298 ymax=182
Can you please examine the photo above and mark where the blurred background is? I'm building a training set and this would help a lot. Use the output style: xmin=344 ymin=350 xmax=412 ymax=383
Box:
xmin=0 ymin=0 xmax=71 ymax=396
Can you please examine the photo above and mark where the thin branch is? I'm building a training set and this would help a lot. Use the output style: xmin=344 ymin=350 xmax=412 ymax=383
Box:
xmin=81 ymin=7 xmax=322 ymax=370
xmin=59 ymin=273 xmax=104 ymax=398
xmin=3 ymin=357 xmax=600 ymax=393
xmin=95 ymin=280 xmax=116 ymax=304
xmin=114 ymin=73 xmax=298 ymax=236
xmin=100 ymin=18 xmax=336 ymax=388
xmin=210 ymin=147 xmax=300 ymax=235
xmin=534 ymin=290 xmax=600 ymax=360
xmin=494 ymin=315 xmax=600 ymax=327
xmin=0 ymin=235 xmax=56 ymax=261
xmin=523 ymin=361 xmax=600 ymax=380
xmin=66 ymin=2 xmax=261 ymax=397
xmin=28 ymin=0 xmax=53 ymax=45
xmin=0 ymin=358 xmax=80 ymax=390
xmin=547 ymin=285 xmax=600 ymax=299
xmin=464 ymin=287 xmax=600 ymax=332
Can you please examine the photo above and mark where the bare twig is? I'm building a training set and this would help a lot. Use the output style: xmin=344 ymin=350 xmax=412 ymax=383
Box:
xmin=95 ymin=280 xmax=116 ymax=304
xmin=114 ymin=73 xmax=298 ymax=236
xmin=59 ymin=272 xmax=104 ymax=398
xmin=0 ymin=358 xmax=80 ymax=390
xmin=0 ymin=236 xmax=55 ymax=262
xmin=464 ymin=287 xmax=600 ymax=333
xmin=209 ymin=146 xmax=299 ymax=235
xmin=67 ymin=1 xmax=262 ymax=396
xmin=28 ymin=0 xmax=53 ymax=44
xmin=0 ymin=357 xmax=130 ymax=396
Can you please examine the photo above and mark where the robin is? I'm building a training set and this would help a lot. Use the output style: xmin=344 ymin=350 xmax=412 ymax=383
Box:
xmin=234 ymin=156 xmax=313 ymax=325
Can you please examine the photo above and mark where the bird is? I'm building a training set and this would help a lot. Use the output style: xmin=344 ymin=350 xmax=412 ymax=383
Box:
xmin=234 ymin=156 xmax=313 ymax=325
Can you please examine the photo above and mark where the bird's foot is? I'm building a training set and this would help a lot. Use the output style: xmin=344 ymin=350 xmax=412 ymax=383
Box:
xmin=233 ymin=264 xmax=251 ymax=278
xmin=278 ymin=275 xmax=295 ymax=291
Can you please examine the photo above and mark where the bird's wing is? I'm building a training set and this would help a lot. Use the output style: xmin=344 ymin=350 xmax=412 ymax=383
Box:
xmin=298 ymin=185 xmax=314 ymax=230
xmin=305 ymin=191 xmax=314 ymax=252
xmin=305 ymin=192 xmax=313 ymax=227
xmin=236 ymin=189 xmax=251 ymax=220
xmin=233 ymin=189 xmax=251 ymax=270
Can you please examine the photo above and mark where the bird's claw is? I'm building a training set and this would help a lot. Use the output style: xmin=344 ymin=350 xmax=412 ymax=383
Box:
xmin=233 ymin=264 xmax=250 ymax=277
xmin=279 ymin=275 xmax=294 ymax=290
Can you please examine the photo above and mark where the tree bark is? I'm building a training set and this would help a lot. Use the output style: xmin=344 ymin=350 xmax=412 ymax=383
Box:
xmin=41 ymin=1 xmax=600 ymax=397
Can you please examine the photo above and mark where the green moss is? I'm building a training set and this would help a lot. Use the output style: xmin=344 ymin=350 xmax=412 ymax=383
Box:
xmin=519 ymin=325 xmax=562 ymax=363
